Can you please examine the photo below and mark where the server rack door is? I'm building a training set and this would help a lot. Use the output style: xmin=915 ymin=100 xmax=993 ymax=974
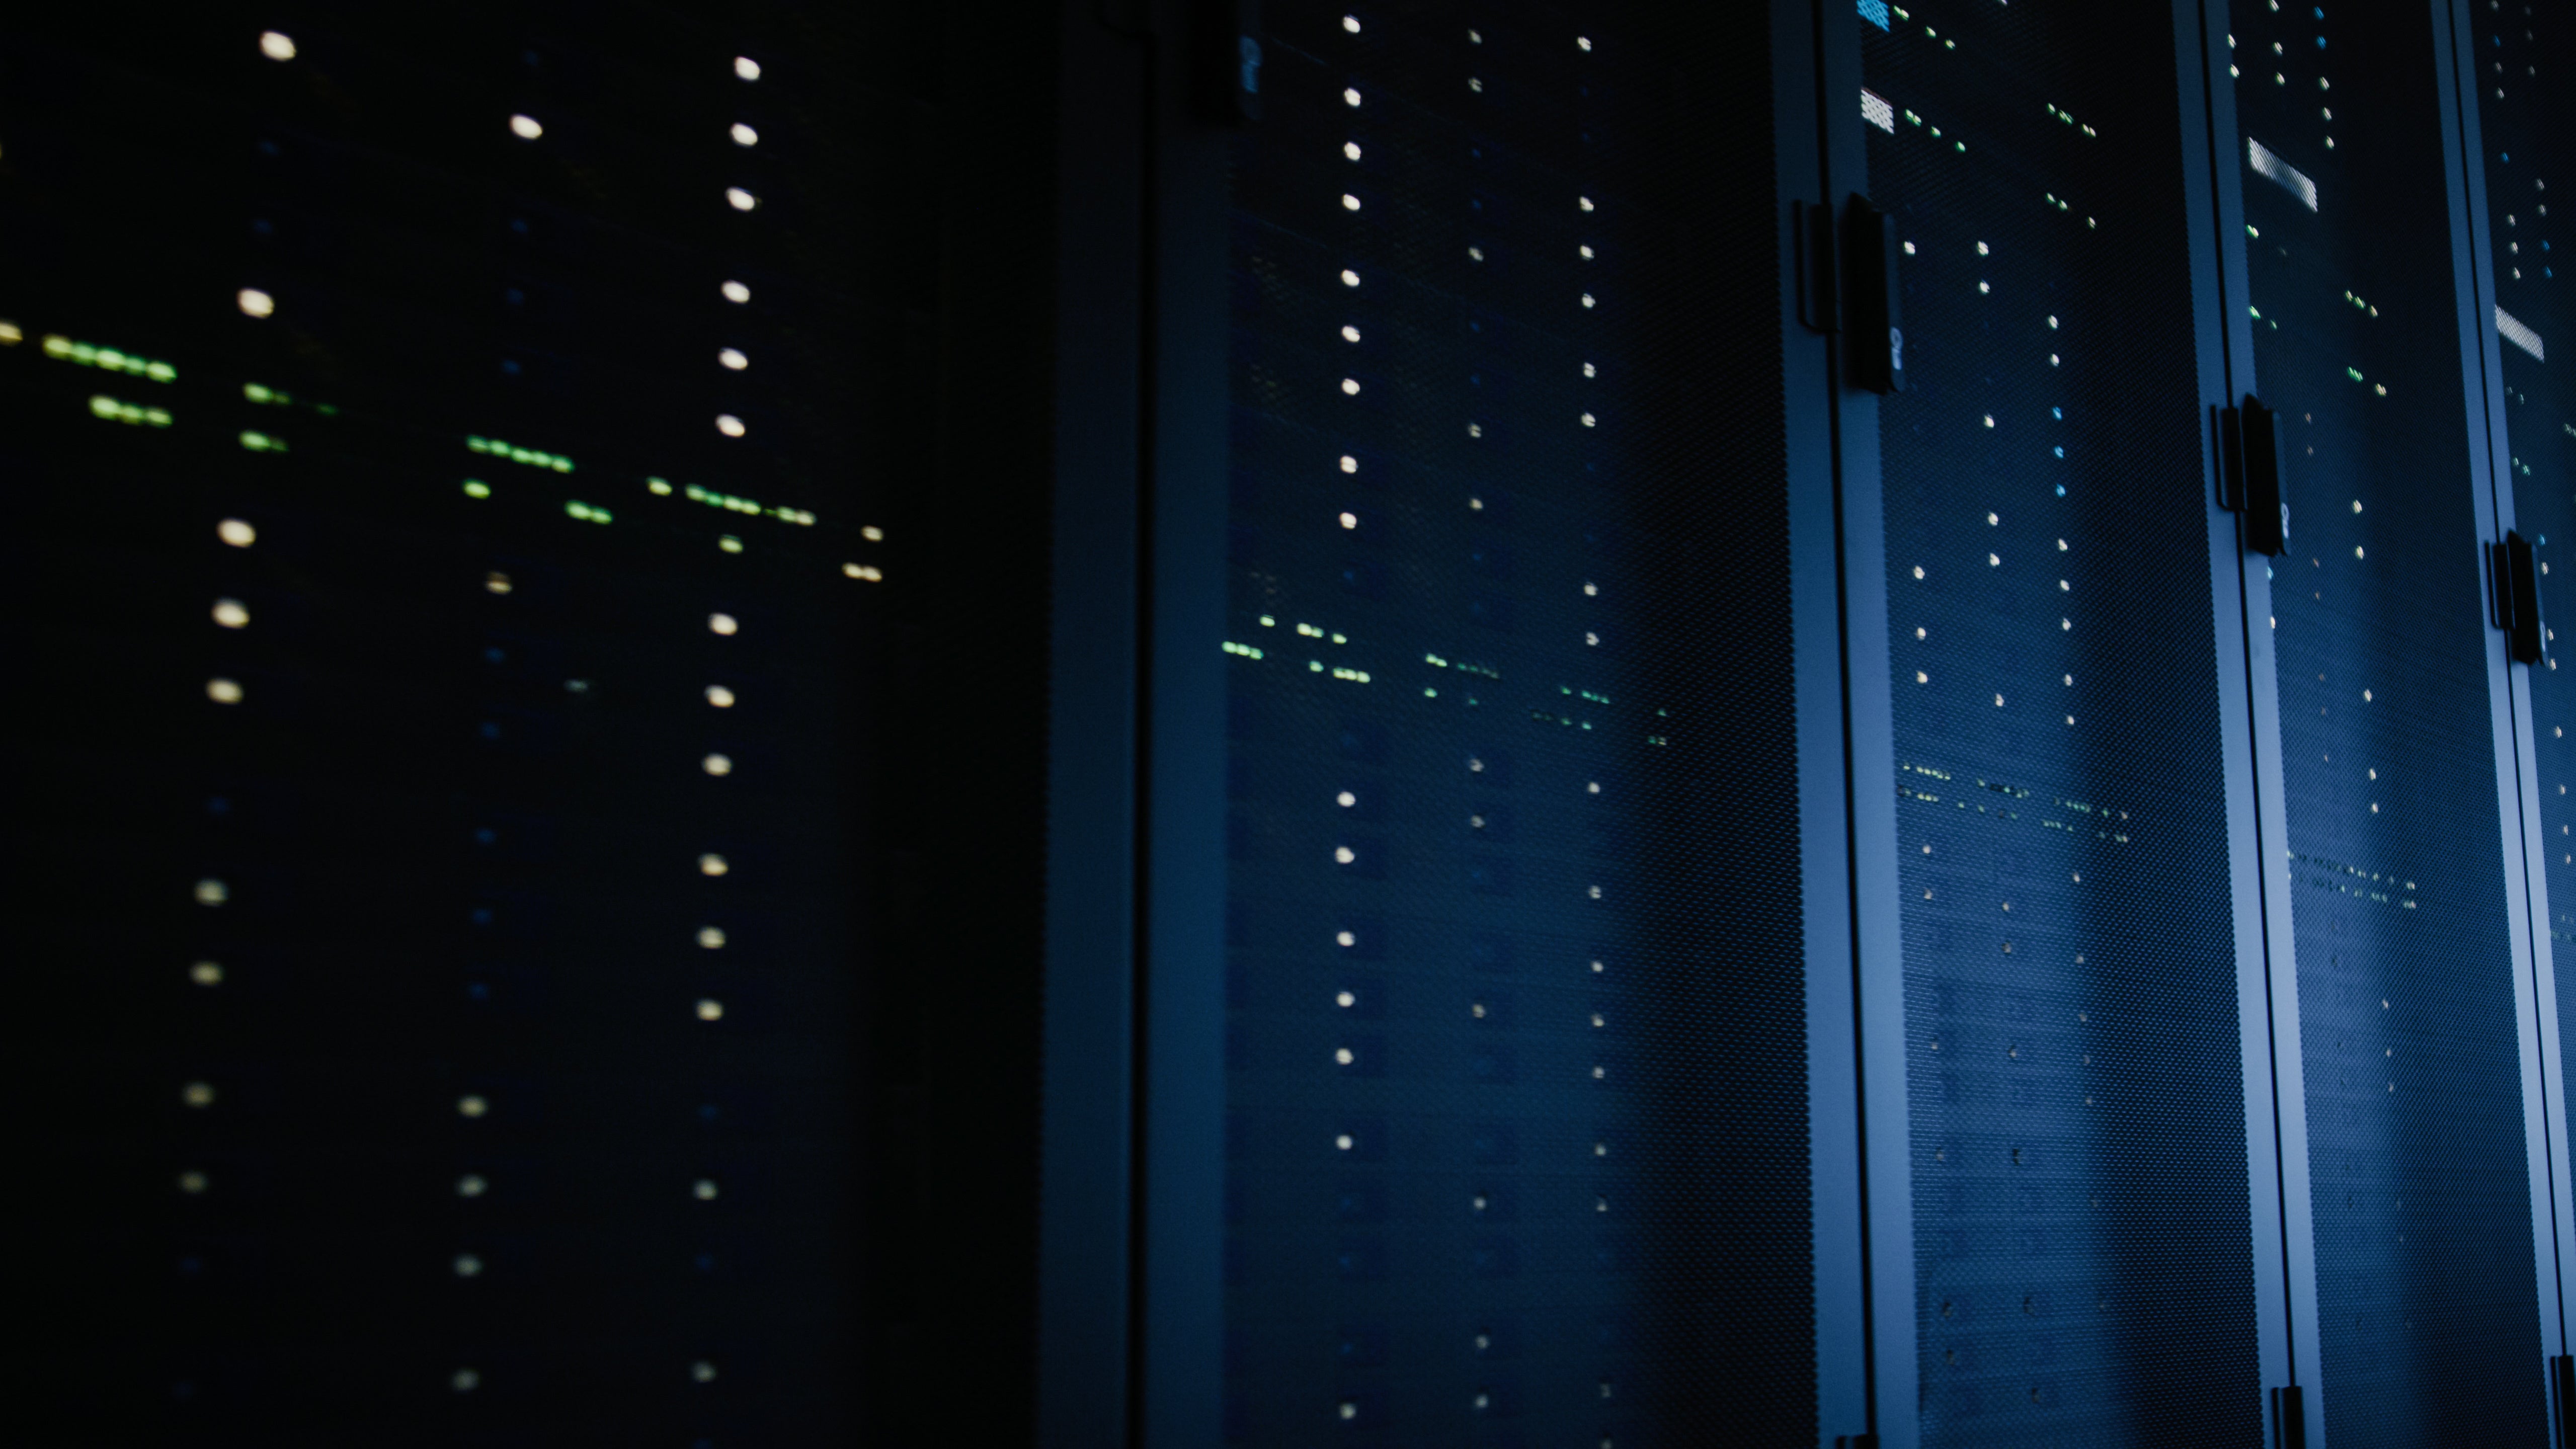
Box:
xmin=1 ymin=5 xmax=981 ymax=1439
xmin=2466 ymin=0 xmax=2576 ymax=1401
xmin=1206 ymin=2 xmax=1823 ymax=1443
xmin=2224 ymin=0 xmax=2562 ymax=1439
xmin=1837 ymin=2 xmax=2278 ymax=1444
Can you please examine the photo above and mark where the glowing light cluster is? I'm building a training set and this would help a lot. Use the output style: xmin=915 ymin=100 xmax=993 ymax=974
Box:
xmin=89 ymin=394 xmax=172 ymax=427
xmin=44 ymin=335 xmax=175 ymax=381
xmin=466 ymin=434 xmax=574 ymax=471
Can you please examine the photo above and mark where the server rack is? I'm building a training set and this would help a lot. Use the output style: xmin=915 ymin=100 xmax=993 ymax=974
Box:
xmin=1107 ymin=2 xmax=1862 ymax=1443
xmin=2462 ymin=0 xmax=2576 ymax=1423
xmin=7 ymin=4 xmax=1069 ymax=1443
xmin=2460 ymin=0 xmax=2576 ymax=1433
xmin=1823 ymin=2 xmax=2288 ymax=1443
xmin=2215 ymin=0 xmax=2560 ymax=1440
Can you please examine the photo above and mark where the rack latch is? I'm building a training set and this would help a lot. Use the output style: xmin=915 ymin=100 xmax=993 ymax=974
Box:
xmin=2219 ymin=395 xmax=2288 ymax=555
xmin=1842 ymin=195 xmax=1903 ymax=393
xmin=2493 ymin=529 xmax=2546 ymax=665
xmin=2271 ymin=1384 xmax=2306 ymax=1449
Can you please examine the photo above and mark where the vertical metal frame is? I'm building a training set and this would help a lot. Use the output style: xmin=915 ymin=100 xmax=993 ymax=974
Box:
xmin=2436 ymin=0 xmax=2576 ymax=1398
xmin=1132 ymin=0 xmax=1236 ymax=1437
xmin=1778 ymin=0 xmax=1875 ymax=1443
xmin=1035 ymin=0 xmax=1233 ymax=1441
xmin=1809 ymin=4 xmax=1918 ymax=1443
xmin=2188 ymin=0 xmax=2326 ymax=1433
xmin=1037 ymin=2 xmax=1153 ymax=1442
xmin=2163 ymin=0 xmax=2308 ymax=1423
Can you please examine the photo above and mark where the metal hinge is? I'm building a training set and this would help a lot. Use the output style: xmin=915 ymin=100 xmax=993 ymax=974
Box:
xmin=2218 ymin=395 xmax=2288 ymax=556
xmin=2492 ymin=529 xmax=2546 ymax=665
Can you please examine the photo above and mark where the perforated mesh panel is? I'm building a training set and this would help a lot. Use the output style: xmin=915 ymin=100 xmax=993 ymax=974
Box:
xmin=2233 ymin=0 xmax=2547 ymax=1439
xmin=1863 ymin=7 xmax=2265 ymax=1443
xmin=1220 ymin=3 xmax=1812 ymax=1442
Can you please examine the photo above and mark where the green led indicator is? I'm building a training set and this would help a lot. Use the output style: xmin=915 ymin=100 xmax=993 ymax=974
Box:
xmin=238 ymin=430 xmax=287 ymax=452
xmin=89 ymin=394 xmax=173 ymax=427
xmin=685 ymin=482 xmax=761 ymax=514
xmin=463 ymin=479 xmax=492 ymax=499
xmin=467 ymin=435 xmax=575 ymax=472
xmin=565 ymin=500 xmax=612 ymax=524
xmin=245 ymin=381 xmax=336 ymax=415
xmin=50 ymin=335 xmax=176 ymax=382
xmin=677 ymin=481 xmax=818 ymax=527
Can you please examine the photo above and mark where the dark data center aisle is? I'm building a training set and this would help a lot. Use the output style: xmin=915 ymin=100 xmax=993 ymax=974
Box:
xmin=8 ymin=1 xmax=2576 ymax=1446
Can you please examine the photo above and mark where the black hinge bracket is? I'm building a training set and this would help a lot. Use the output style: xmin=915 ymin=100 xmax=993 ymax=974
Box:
xmin=1199 ymin=0 xmax=1261 ymax=125
xmin=2494 ymin=529 xmax=2547 ymax=664
xmin=2553 ymin=1353 xmax=2575 ymax=1447
xmin=2272 ymin=1384 xmax=2306 ymax=1449
xmin=1842 ymin=194 xmax=1903 ymax=393
xmin=1798 ymin=201 xmax=1840 ymax=334
xmin=2219 ymin=395 xmax=2288 ymax=555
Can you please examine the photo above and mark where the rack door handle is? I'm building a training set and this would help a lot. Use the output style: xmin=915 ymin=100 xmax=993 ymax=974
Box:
xmin=2219 ymin=395 xmax=2288 ymax=556
xmin=2492 ymin=528 xmax=2547 ymax=665
xmin=1842 ymin=194 xmax=1903 ymax=393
